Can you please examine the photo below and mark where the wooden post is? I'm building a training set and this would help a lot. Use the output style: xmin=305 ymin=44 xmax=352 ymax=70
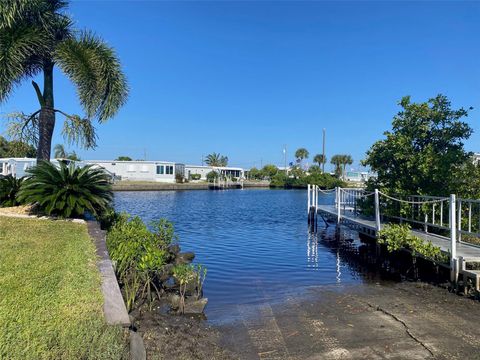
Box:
xmin=450 ymin=194 xmax=458 ymax=283
xmin=374 ymin=189 xmax=381 ymax=233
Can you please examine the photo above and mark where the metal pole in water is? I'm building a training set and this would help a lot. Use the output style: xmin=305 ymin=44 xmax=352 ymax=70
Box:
xmin=374 ymin=189 xmax=381 ymax=233
xmin=450 ymin=194 xmax=458 ymax=283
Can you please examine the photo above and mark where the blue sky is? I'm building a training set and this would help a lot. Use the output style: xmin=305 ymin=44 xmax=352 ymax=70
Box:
xmin=1 ymin=1 xmax=480 ymax=171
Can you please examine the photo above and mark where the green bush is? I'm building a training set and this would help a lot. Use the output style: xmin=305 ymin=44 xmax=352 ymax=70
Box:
xmin=107 ymin=215 xmax=178 ymax=310
xmin=206 ymin=171 xmax=219 ymax=182
xmin=378 ymin=223 xmax=448 ymax=263
xmin=190 ymin=174 xmax=201 ymax=180
xmin=0 ymin=175 xmax=24 ymax=207
xmin=18 ymin=161 xmax=112 ymax=218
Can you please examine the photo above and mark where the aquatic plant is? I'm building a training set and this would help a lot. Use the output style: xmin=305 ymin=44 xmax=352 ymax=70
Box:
xmin=107 ymin=215 xmax=178 ymax=310
xmin=172 ymin=264 xmax=196 ymax=314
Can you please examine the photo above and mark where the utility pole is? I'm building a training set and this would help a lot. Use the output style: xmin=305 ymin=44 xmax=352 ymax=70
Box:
xmin=144 ymin=148 xmax=147 ymax=161
xmin=283 ymin=144 xmax=287 ymax=182
xmin=201 ymin=154 xmax=204 ymax=166
xmin=322 ymin=128 xmax=326 ymax=173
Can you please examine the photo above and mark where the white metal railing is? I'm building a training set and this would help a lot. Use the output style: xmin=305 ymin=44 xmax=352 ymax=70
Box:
xmin=308 ymin=185 xmax=480 ymax=282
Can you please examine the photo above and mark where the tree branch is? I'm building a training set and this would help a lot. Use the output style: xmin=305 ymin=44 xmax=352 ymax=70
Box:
xmin=31 ymin=81 xmax=45 ymax=107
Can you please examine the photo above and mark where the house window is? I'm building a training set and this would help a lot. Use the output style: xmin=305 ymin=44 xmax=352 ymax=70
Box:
xmin=156 ymin=165 xmax=164 ymax=174
xmin=166 ymin=166 xmax=174 ymax=175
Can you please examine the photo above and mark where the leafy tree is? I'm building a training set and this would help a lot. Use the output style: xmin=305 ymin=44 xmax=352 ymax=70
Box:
xmin=205 ymin=153 xmax=228 ymax=167
xmin=115 ymin=156 xmax=132 ymax=161
xmin=295 ymin=148 xmax=309 ymax=166
xmin=206 ymin=170 xmax=219 ymax=182
xmin=0 ymin=0 xmax=128 ymax=161
xmin=308 ymin=165 xmax=322 ymax=174
xmin=18 ymin=161 xmax=112 ymax=218
xmin=313 ymin=154 xmax=327 ymax=169
xmin=330 ymin=155 xmax=343 ymax=178
xmin=0 ymin=136 xmax=36 ymax=158
xmin=363 ymin=95 xmax=474 ymax=197
xmin=261 ymin=164 xmax=278 ymax=178
xmin=248 ymin=167 xmax=261 ymax=180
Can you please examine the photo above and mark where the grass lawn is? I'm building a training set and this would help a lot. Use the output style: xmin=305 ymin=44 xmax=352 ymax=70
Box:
xmin=0 ymin=217 xmax=128 ymax=359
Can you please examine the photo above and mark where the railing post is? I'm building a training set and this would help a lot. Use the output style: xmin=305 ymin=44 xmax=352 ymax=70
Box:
xmin=450 ymin=194 xmax=458 ymax=283
xmin=336 ymin=187 xmax=341 ymax=223
xmin=307 ymin=184 xmax=311 ymax=214
xmin=374 ymin=189 xmax=381 ymax=233
xmin=457 ymin=199 xmax=462 ymax=242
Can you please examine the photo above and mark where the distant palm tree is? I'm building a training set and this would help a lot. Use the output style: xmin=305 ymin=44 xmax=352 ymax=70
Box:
xmin=330 ymin=155 xmax=343 ymax=178
xmin=295 ymin=148 xmax=309 ymax=167
xmin=53 ymin=144 xmax=67 ymax=159
xmin=0 ymin=0 xmax=128 ymax=161
xmin=53 ymin=144 xmax=80 ymax=161
xmin=313 ymin=154 xmax=327 ymax=169
xmin=341 ymin=155 xmax=353 ymax=180
xmin=205 ymin=153 xmax=228 ymax=167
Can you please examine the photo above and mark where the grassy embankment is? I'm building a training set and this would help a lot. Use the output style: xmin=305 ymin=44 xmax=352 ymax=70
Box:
xmin=0 ymin=217 xmax=127 ymax=360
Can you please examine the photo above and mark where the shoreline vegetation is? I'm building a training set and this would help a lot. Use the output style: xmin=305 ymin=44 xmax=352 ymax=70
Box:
xmin=0 ymin=217 xmax=128 ymax=359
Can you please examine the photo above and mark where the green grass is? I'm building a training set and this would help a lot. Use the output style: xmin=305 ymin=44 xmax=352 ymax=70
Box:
xmin=0 ymin=217 xmax=128 ymax=360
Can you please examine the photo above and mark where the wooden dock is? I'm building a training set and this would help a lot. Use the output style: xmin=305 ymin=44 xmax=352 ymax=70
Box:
xmin=308 ymin=186 xmax=480 ymax=293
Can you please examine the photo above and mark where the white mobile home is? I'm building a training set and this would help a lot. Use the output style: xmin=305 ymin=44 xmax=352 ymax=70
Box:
xmin=83 ymin=160 xmax=185 ymax=183
xmin=0 ymin=158 xmax=37 ymax=178
xmin=184 ymin=165 xmax=244 ymax=181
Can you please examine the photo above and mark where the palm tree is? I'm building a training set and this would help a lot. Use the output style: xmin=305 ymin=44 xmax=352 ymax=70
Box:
xmin=313 ymin=154 xmax=327 ymax=170
xmin=0 ymin=0 xmax=128 ymax=161
xmin=341 ymin=154 xmax=353 ymax=180
xmin=330 ymin=154 xmax=343 ymax=178
xmin=295 ymin=148 xmax=309 ymax=166
xmin=53 ymin=144 xmax=66 ymax=159
xmin=205 ymin=153 xmax=228 ymax=167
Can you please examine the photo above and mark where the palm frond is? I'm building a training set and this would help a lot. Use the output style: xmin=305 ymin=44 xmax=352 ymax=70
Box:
xmin=55 ymin=31 xmax=129 ymax=122
xmin=0 ymin=25 xmax=49 ymax=102
xmin=0 ymin=0 xmax=68 ymax=30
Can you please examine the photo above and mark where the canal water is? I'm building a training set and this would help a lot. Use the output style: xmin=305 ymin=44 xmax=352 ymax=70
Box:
xmin=114 ymin=189 xmax=369 ymax=322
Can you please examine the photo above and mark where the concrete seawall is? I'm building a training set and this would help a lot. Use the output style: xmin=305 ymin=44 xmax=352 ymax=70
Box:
xmin=112 ymin=181 xmax=270 ymax=191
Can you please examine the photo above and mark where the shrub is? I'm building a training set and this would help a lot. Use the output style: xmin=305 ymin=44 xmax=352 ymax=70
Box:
xmin=107 ymin=215 xmax=178 ymax=310
xmin=0 ymin=175 xmax=24 ymax=207
xmin=206 ymin=171 xmax=219 ymax=182
xmin=190 ymin=174 xmax=201 ymax=181
xmin=175 ymin=172 xmax=185 ymax=183
xmin=172 ymin=264 xmax=196 ymax=314
xmin=18 ymin=161 xmax=112 ymax=218
xmin=378 ymin=224 xmax=448 ymax=263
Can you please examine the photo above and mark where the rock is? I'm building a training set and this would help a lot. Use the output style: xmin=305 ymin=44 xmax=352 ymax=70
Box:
xmin=175 ymin=252 xmax=195 ymax=265
xmin=129 ymin=330 xmax=146 ymax=360
xmin=159 ymin=263 xmax=174 ymax=281
xmin=167 ymin=293 xmax=181 ymax=309
xmin=183 ymin=297 xmax=208 ymax=314
xmin=168 ymin=244 xmax=181 ymax=255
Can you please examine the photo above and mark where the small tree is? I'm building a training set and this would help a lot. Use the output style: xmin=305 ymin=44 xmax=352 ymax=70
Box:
xmin=206 ymin=170 xmax=219 ymax=182
xmin=115 ymin=156 xmax=132 ymax=161
xmin=330 ymin=155 xmax=343 ymax=178
xmin=205 ymin=153 xmax=228 ymax=167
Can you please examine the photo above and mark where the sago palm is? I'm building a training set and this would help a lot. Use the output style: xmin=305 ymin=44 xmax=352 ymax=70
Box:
xmin=0 ymin=175 xmax=24 ymax=207
xmin=18 ymin=161 xmax=113 ymax=218
xmin=0 ymin=0 xmax=128 ymax=161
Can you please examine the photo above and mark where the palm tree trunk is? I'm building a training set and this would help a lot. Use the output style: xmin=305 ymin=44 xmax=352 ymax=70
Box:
xmin=37 ymin=63 xmax=55 ymax=162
